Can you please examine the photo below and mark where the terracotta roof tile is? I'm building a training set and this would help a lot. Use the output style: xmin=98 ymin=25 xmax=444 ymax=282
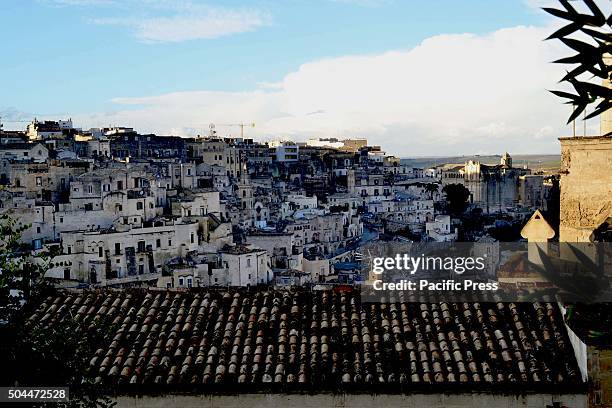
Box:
xmin=27 ymin=288 xmax=582 ymax=392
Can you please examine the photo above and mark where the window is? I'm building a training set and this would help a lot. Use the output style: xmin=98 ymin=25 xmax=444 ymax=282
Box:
xmin=36 ymin=177 xmax=42 ymax=186
xmin=88 ymin=185 xmax=93 ymax=194
xmin=138 ymin=241 xmax=145 ymax=252
xmin=114 ymin=243 xmax=121 ymax=255
xmin=166 ymin=282 xmax=172 ymax=288
xmin=99 ymin=247 xmax=103 ymax=257
xmin=64 ymin=269 xmax=70 ymax=280
xmin=190 ymin=233 xmax=194 ymax=244
xmin=60 ymin=217 xmax=63 ymax=223
xmin=136 ymin=202 xmax=143 ymax=210
xmin=187 ymin=277 xmax=193 ymax=288
xmin=36 ymin=227 xmax=41 ymax=233
xmin=138 ymin=265 xmax=144 ymax=275
xmin=178 ymin=277 xmax=184 ymax=286
xmin=247 ymin=258 xmax=251 ymax=267
xmin=67 ymin=247 xmax=71 ymax=254
xmin=168 ymin=239 xmax=172 ymax=247
xmin=156 ymin=239 xmax=161 ymax=248
xmin=33 ymin=239 xmax=42 ymax=250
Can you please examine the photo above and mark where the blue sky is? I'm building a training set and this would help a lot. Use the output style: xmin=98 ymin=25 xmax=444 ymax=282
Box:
xmin=0 ymin=0 xmax=596 ymax=155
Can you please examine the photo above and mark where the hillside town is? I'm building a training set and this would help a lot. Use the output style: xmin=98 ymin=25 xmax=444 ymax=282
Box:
xmin=0 ymin=118 xmax=557 ymax=290
xmin=2 ymin=1 xmax=611 ymax=406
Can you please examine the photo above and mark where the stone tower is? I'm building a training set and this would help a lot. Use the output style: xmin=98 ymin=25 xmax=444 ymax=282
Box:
xmin=557 ymin=72 xmax=612 ymax=408
xmin=501 ymin=152 xmax=512 ymax=168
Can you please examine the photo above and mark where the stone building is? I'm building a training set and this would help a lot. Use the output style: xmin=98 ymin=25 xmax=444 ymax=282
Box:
xmin=0 ymin=142 xmax=49 ymax=163
xmin=47 ymin=217 xmax=200 ymax=286
xmin=110 ymin=133 xmax=187 ymax=160
xmin=171 ymin=189 xmax=222 ymax=218
xmin=218 ymin=244 xmax=271 ymax=286
xmin=518 ymin=175 xmax=545 ymax=210
xmin=425 ymin=215 xmax=457 ymax=242
xmin=558 ymin=102 xmax=612 ymax=407
xmin=559 ymin=136 xmax=612 ymax=242
xmin=245 ymin=231 xmax=302 ymax=271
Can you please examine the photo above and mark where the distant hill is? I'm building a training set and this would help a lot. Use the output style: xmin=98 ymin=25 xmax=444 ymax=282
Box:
xmin=401 ymin=154 xmax=560 ymax=173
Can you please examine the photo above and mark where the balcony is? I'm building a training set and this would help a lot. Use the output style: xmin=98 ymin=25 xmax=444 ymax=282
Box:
xmin=127 ymin=188 xmax=152 ymax=199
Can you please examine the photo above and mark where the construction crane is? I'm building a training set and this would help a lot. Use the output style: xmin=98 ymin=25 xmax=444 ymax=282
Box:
xmin=213 ymin=122 xmax=255 ymax=138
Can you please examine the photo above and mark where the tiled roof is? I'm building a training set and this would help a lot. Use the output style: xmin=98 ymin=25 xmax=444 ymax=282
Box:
xmin=26 ymin=288 xmax=582 ymax=392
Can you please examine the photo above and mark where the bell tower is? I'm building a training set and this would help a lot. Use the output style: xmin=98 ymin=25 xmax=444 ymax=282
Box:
xmin=501 ymin=152 xmax=512 ymax=168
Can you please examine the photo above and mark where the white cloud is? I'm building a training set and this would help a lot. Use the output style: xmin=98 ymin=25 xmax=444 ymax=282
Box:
xmin=74 ymin=24 xmax=599 ymax=156
xmin=42 ymin=0 xmax=271 ymax=42
xmin=523 ymin=0 xmax=557 ymax=9
xmin=92 ymin=7 xmax=271 ymax=42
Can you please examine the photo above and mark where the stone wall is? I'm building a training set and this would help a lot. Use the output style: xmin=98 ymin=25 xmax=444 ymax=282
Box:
xmin=558 ymin=136 xmax=612 ymax=242
xmin=558 ymin=135 xmax=611 ymax=408
xmin=114 ymin=392 xmax=587 ymax=408
xmin=588 ymin=348 xmax=612 ymax=407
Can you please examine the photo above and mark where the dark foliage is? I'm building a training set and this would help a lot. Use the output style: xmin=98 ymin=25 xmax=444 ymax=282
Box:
xmin=0 ymin=214 xmax=115 ymax=407
xmin=544 ymin=0 xmax=612 ymax=127
xmin=442 ymin=183 xmax=471 ymax=215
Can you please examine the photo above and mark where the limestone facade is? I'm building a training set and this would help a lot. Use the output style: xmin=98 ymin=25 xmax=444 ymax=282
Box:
xmin=558 ymin=136 xmax=612 ymax=242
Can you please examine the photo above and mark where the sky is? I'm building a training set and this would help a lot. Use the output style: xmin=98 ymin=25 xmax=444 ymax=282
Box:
xmin=0 ymin=0 xmax=608 ymax=156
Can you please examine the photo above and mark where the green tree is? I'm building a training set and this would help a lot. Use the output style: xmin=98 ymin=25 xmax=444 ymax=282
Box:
xmin=0 ymin=214 xmax=115 ymax=408
xmin=442 ymin=183 xmax=471 ymax=215
xmin=423 ymin=182 xmax=439 ymax=200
